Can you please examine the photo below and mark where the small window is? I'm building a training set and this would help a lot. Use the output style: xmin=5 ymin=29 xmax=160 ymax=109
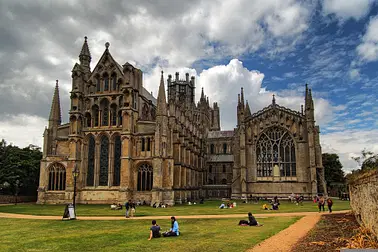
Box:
xmin=96 ymin=77 xmax=101 ymax=92
xmin=209 ymin=165 xmax=212 ymax=173
xmin=221 ymin=179 xmax=227 ymax=185
xmin=210 ymin=144 xmax=215 ymax=154
xmin=147 ymin=137 xmax=151 ymax=151
xmin=112 ymin=74 xmax=117 ymax=91
xmin=104 ymin=74 xmax=109 ymax=91
xmin=223 ymin=165 xmax=226 ymax=173
xmin=141 ymin=138 xmax=145 ymax=151
xmin=223 ymin=143 xmax=227 ymax=154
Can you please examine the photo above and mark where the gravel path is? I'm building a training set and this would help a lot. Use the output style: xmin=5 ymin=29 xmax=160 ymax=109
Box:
xmin=248 ymin=214 xmax=321 ymax=252
xmin=0 ymin=210 xmax=349 ymax=220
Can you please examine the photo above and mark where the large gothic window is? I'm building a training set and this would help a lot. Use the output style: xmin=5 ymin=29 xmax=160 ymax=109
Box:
xmin=137 ymin=164 xmax=153 ymax=191
xmin=113 ymin=136 xmax=121 ymax=186
xmin=48 ymin=163 xmax=66 ymax=191
xmin=86 ymin=135 xmax=95 ymax=186
xmin=96 ymin=76 xmax=101 ymax=92
xmin=99 ymin=135 xmax=109 ymax=186
xmin=256 ymin=127 xmax=296 ymax=177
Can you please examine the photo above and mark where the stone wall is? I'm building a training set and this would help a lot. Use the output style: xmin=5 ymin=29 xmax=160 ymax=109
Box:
xmin=349 ymin=169 xmax=378 ymax=237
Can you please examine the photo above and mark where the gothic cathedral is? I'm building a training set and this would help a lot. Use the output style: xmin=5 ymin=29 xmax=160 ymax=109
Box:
xmin=37 ymin=38 xmax=326 ymax=205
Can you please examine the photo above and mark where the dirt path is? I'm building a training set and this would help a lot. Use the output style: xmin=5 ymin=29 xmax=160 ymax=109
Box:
xmin=0 ymin=210 xmax=349 ymax=220
xmin=248 ymin=214 xmax=321 ymax=252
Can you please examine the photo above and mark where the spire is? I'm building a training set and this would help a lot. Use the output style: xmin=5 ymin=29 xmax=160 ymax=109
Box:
xmin=245 ymin=100 xmax=252 ymax=117
xmin=49 ymin=80 xmax=62 ymax=128
xmin=272 ymin=94 xmax=276 ymax=105
xmin=241 ymin=87 xmax=245 ymax=106
xmin=156 ymin=71 xmax=167 ymax=116
xmin=79 ymin=36 xmax=91 ymax=72
xmin=201 ymin=87 xmax=205 ymax=100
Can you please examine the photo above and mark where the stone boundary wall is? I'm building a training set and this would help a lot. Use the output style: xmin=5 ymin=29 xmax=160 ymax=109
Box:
xmin=0 ymin=195 xmax=37 ymax=204
xmin=348 ymin=169 xmax=378 ymax=237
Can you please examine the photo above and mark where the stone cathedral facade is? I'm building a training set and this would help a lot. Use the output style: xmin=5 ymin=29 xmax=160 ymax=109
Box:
xmin=37 ymin=37 xmax=326 ymax=205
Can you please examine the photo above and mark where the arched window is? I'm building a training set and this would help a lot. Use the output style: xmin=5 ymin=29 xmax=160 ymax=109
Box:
xmin=103 ymin=73 xmax=109 ymax=91
xmin=111 ymin=73 xmax=117 ymax=91
xmin=141 ymin=138 xmax=145 ymax=151
xmin=256 ymin=127 xmax=296 ymax=177
xmin=92 ymin=106 xmax=99 ymax=127
xmin=147 ymin=137 xmax=151 ymax=151
xmin=141 ymin=103 xmax=149 ymax=120
xmin=48 ymin=163 xmax=66 ymax=191
xmin=118 ymin=111 xmax=123 ymax=126
xmin=111 ymin=105 xmax=117 ymax=126
xmin=210 ymin=144 xmax=215 ymax=154
xmin=96 ymin=76 xmax=101 ymax=92
xmin=223 ymin=165 xmax=226 ymax=173
xmin=101 ymin=99 xmax=109 ymax=126
xmin=221 ymin=178 xmax=227 ymax=185
xmin=99 ymin=135 xmax=109 ymax=186
xmin=137 ymin=163 xmax=153 ymax=191
xmin=86 ymin=135 xmax=95 ymax=186
xmin=209 ymin=165 xmax=212 ymax=173
xmin=85 ymin=113 xmax=91 ymax=128
xmin=113 ymin=135 xmax=121 ymax=186
xmin=223 ymin=143 xmax=227 ymax=154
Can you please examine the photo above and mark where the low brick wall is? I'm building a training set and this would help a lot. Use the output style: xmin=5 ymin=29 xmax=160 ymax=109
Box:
xmin=0 ymin=195 xmax=37 ymax=204
xmin=349 ymin=169 xmax=378 ymax=237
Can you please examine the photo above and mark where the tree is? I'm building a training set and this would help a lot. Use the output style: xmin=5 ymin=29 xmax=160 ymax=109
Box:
xmin=0 ymin=139 xmax=42 ymax=196
xmin=322 ymin=153 xmax=345 ymax=187
xmin=352 ymin=149 xmax=378 ymax=170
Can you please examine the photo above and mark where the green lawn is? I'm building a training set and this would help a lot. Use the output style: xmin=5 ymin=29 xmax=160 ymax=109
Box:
xmin=0 ymin=199 xmax=350 ymax=217
xmin=0 ymin=216 xmax=299 ymax=252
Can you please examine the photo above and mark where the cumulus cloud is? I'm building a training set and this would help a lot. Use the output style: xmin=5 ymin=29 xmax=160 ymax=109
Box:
xmin=357 ymin=16 xmax=378 ymax=62
xmin=321 ymin=129 xmax=378 ymax=172
xmin=322 ymin=0 xmax=374 ymax=21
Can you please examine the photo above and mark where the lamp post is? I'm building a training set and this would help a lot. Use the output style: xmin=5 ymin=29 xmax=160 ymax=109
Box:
xmin=72 ymin=164 xmax=80 ymax=210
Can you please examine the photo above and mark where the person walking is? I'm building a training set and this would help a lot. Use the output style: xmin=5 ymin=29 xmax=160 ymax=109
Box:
xmin=327 ymin=198 xmax=333 ymax=213
xmin=318 ymin=196 xmax=325 ymax=212
xmin=125 ymin=200 xmax=131 ymax=218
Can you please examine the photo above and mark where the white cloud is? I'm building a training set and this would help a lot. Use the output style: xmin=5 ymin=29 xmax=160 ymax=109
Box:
xmin=321 ymin=129 xmax=378 ymax=172
xmin=349 ymin=68 xmax=360 ymax=79
xmin=322 ymin=0 xmax=374 ymax=20
xmin=0 ymin=114 xmax=45 ymax=148
xmin=357 ymin=16 xmax=378 ymax=62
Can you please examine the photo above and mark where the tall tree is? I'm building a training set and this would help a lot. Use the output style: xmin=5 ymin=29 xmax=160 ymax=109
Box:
xmin=322 ymin=153 xmax=345 ymax=187
xmin=0 ymin=139 xmax=42 ymax=196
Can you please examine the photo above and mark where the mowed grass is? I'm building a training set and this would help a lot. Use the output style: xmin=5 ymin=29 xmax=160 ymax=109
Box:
xmin=0 ymin=216 xmax=299 ymax=252
xmin=0 ymin=199 xmax=350 ymax=217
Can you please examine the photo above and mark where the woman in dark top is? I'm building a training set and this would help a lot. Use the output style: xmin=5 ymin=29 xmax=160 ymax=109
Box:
xmin=239 ymin=212 xmax=262 ymax=226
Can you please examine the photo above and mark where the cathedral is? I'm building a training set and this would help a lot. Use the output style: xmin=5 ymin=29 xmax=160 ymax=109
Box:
xmin=37 ymin=37 xmax=326 ymax=205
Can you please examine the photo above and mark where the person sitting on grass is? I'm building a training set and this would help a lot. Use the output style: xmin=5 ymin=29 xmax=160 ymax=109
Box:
xmin=163 ymin=216 xmax=180 ymax=237
xmin=219 ymin=203 xmax=225 ymax=209
xmin=238 ymin=212 xmax=263 ymax=226
xmin=148 ymin=220 xmax=161 ymax=240
xmin=262 ymin=204 xmax=269 ymax=210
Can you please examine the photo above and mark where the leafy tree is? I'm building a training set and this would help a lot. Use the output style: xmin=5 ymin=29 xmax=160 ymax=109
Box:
xmin=322 ymin=153 xmax=345 ymax=187
xmin=352 ymin=149 xmax=378 ymax=170
xmin=0 ymin=139 xmax=42 ymax=196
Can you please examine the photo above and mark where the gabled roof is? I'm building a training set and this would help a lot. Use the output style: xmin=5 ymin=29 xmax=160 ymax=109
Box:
xmin=248 ymin=103 xmax=304 ymax=120
xmin=88 ymin=43 xmax=124 ymax=79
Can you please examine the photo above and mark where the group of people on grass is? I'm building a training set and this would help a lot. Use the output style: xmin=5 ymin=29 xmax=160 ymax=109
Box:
xmin=148 ymin=216 xmax=180 ymax=240
xmin=219 ymin=202 xmax=237 ymax=209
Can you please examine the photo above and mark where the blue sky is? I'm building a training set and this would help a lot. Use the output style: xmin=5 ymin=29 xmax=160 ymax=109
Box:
xmin=0 ymin=0 xmax=378 ymax=172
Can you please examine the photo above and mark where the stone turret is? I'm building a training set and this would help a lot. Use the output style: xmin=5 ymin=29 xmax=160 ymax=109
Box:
xmin=79 ymin=36 xmax=91 ymax=73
